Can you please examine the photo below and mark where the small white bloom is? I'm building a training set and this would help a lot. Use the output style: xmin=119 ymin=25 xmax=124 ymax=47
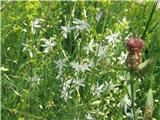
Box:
xmin=105 ymin=33 xmax=119 ymax=46
xmin=21 ymin=43 xmax=34 ymax=58
xmin=70 ymin=61 xmax=90 ymax=73
xmin=54 ymin=58 xmax=67 ymax=72
xmin=31 ymin=19 xmax=41 ymax=34
xmin=83 ymin=39 xmax=97 ymax=54
xmin=54 ymin=59 xmax=67 ymax=79
xmin=85 ymin=112 xmax=95 ymax=120
xmin=41 ymin=37 xmax=56 ymax=53
xmin=117 ymin=52 xmax=127 ymax=64
xmin=121 ymin=94 xmax=132 ymax=118
xmin=91 ymin=83 xmax=104 ymax=97
xmin=97 ymin=44 xmax=108 ymax=59
xmin=61 ymin=79 xmax=72 ymax=102
xmin=118 ymin=17 xmax=129 ymax=30
xmin=72 ymin=77 xmax=85 ymax=90
xmin=28 ymin=74 xmax=41 ymax=87
xmin=73 ymin=19 xmax=90 ymax=32
xmin=61 ymin=26 xmax=73 ymax=39
xmin=95 ymin=11 xmax=103 ymax=22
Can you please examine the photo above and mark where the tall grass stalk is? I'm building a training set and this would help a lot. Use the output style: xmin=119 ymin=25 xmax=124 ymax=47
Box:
xmin=141 ymin=1 xmax=158 ymax=39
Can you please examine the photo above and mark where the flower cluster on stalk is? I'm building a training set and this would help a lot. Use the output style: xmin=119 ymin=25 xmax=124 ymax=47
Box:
xmin=126 ymin=38 xmax=144 ymax=69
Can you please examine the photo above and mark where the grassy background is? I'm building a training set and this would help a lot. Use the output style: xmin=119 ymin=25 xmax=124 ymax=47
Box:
xmin=1 ymin=1 xmax=160 ymax=120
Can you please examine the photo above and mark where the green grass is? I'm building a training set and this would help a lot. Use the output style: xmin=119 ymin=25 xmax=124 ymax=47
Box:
xmin=1 ymin=1 xmax=160 ymax=120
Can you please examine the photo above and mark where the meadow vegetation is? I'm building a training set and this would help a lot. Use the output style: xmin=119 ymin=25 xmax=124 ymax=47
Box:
xmin=1 ymin=1 xmax=160 ymax=120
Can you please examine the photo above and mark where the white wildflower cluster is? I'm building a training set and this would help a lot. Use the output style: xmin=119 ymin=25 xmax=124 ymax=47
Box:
xmin=70 ymin=61 xmax=91 ymax=73
xmin=41 ymin=37 xmax=56 ymax=53
xmin=60 ymin=77 xmax=85 ymax=102
xmin=91 ymin=81 xmax=117 ymax=98
xmin=22 ymin=37 xmax=56 ymax=57
xmin=61 ymin=19 xmax=90 ymax=38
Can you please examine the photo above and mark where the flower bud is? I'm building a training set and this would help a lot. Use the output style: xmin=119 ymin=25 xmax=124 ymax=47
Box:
xmin=126 ymin=38 xmax=144 ymax=69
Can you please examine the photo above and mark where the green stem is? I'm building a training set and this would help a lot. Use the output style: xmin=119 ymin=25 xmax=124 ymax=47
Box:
xmin=131 ymin=79 xmax=136 ymax=120
xmin=141 ymin=1 xmax=158 ymax=39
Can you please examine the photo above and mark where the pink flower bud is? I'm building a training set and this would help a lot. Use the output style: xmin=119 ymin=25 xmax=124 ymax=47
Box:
xmin=126 ymin=38 xmax=144 ymax=54
xmin=126 ymin=38 xmax=144 ymax=69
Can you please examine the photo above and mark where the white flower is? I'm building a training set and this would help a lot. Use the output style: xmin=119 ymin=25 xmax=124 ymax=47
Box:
xmin=41 ymin=37 xmax=56 ymax=53
xmin=118 ymin=17 xmax=129 ymax=30
xmin=21 ymin=43 xmax=34 ymax=58
xmin=61 ymin=79 xmax=72 ymax=102
xmin=121 ymin=94 xmax=132 ymax=118
xmin=54 ymin=59 xmax=66 ymax=72
xmin=70 ymin=61 xmax=90 ymax=73
xmin=105 ymin=33 xmax=119 ymax=46
xmin=117 ymin=52 xmax=127 ymax=64
xmin=28 ymin=74 xmax=41 ymax=87
xmin=95 ymin=11 xmax=103 ymax=22
xmin=61 ymin=26 xmax=73 ymax=39
xmin=61 ymin=87 xmax=72 ymax=103
xmin=54 ymin=59 xmax=67 ymax=79
xmin=97 ymin=44 xmax=108 ymax=59
xmin=72 ymin=77 xmax=85 ymax=91
xmin=83 ymin=39 xmax=97 ymax=54
xmin=73 ymin=19 xmax=90 ymax=32
xmin=85 ymin=112 xmax=95 ymax=120
xmin=31 ymin=19 xmax=41 ymax=34
xmin=91 ymin=83 xmax=104 ymax=97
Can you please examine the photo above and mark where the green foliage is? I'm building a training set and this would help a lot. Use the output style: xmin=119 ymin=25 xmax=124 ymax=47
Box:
xmin=1 ymin=1 xmax=160 ymax=120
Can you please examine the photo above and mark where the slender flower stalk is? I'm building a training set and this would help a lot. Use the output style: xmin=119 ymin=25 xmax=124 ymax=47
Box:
xmin=130 ymin=73 xmax=136 ymax=120
xmin=126 ymin=38 xmax=144 ymax=120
